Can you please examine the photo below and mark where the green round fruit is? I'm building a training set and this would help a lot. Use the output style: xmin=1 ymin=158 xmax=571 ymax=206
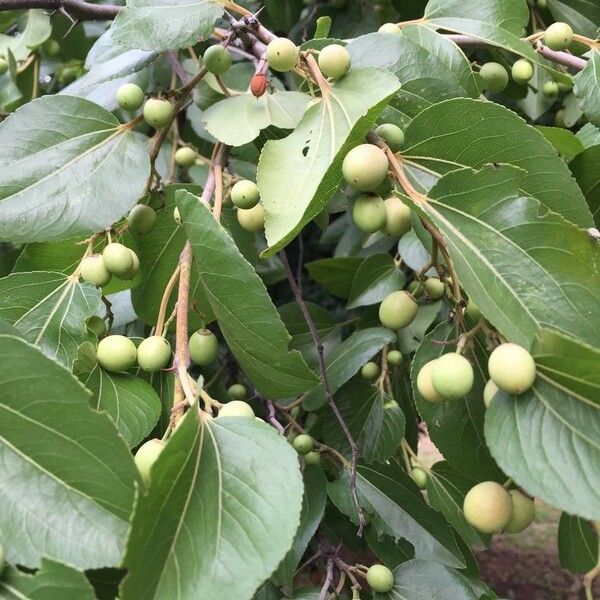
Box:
xmin=544 ymin=21 xmax=573 ymax=51
xmin=116 ymin=83 xmax=144 ymax=111
xmin=483 ymin=379 xmax=499 ymax=408
xmin=143 ymin=98 xmax=174 ymax=129
xmin=58 ymin=65 xmax=80 ymax=85
xmin=378 ymin=23 xmax=401 ymax=35
xmin=97 ymin=335 xmax=137 ymax=372
xmin=465 ymin=300 xmax=482 ymax=322
xmin=352 ymin=193 xmax=387 ymax=233
xmin=555 ymin=108 xmax=566 ymax=128
xmin=86 ymin=315 xmax=106 ymax=338
xmin=125 ymin=249 xmax=140 ymax=280
xmin=137 ymin=336 xmax=172 ymax=372
xmin=416 ymin=359 xmax=444 ymax=402
xmin=0 ymin=57 xmax=7 ymax=76
xmin=342 ymin=144 xmax=389 ymax=191
xmin=80 ymin=255 xmax=111 ymax=287
xmin=175 ymin=147 xmax=197 ymax=168
xmin=375 ymin=123 xmax=405 ymax=151
xmin=318 ymin=44 xmax=351 ymax=80
xmin=304 ymin=450 xmax=321 ymax=466
xmin=387 ymin=350 xmax=403 ymax=366
xmin=174 ymin=207 xmax=182 ymax=225
xmin=237 ymin=203 xmax=265 ymax=232
xmin=189 ymin=329 xmax=219 ymax=366
xmin=536 ymin=0 xmax=547 ymax=8
xmin=424 ymin=277 xmax=445 ymax=299
xmin=228 ymin=383 xmax=247 ymax=400
xmin=511 ymin=59 xmax=534 ymax=84
xmin=488 ymin=342 xmax=536 ymax=394
xmin=463 ymin=481 xmax=513 ymax=534
xmin=203 ymin=45 xmax=232 ymax=75
xmin=479 ymin=62 xmax=509 ymax=93
xmin=102 ymin=242 xmax=133 ymax=278
xmin=43 ymin=38 xmax=61 ymax=56
xmin=266 ymin=38 xmax=299 ymax=72
xmin=231 ymin=180 xmax=260 ymax=209
xmin=293 ymin=433 xmax=314 ymax=455
xmin=134 ymin=438 xmax=165 ymax=486
xmin=366 ymin=564 xmax=394 ymax=593
xmin=383 ymin=195 xmax=411 ymax=237
xmin=361 ymin=361 xmax=380 ymax=380
xmin=128 ymin=204 xmax=156 ymax=234
xmin=219 ymin=400 xmax=255 ymax=418
xmin=378 ymin=291 xmax=418 ymax=330
xmin=543 ymin=80 xmax=559 ymax=97
xmin=411 ymin=467 xmax=427 ymax=489
xmin=504 ymin=490 xmax=535 ymax=533
xmin=431 ymin=353 xmax=474 ymax=400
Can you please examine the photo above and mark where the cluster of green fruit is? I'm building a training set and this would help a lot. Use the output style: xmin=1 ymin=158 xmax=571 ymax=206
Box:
xmin=115 ymin=83 xmax=176 ymax=130
xmin=230 ymin=179 xmax=266 ymax=232
xmin=360 ymin=349 xmax=403 ymax=382
xmin=291 ymin=433 xmax=321 ymax=466
xmin=80 ymin=242 xmax=140 ymax=288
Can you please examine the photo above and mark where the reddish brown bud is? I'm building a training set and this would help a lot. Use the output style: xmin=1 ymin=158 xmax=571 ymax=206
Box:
xmin=250 ymin=73 xmax=268 ymax=98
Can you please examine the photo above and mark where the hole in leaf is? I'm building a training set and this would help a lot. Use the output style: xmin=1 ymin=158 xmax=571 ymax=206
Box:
xmin=302 ymin=146 xmax=309 ymax=156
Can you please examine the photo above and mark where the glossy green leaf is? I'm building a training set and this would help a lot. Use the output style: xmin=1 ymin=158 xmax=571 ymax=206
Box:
xmin=0 ymin=95 xmax=150 ymax=243
xmin=574 ymin=52 xmax=600 ymax=129
xmin=178 ymin=190 xmax=319 ymax=398
xmin=347 ymin=253 xmax=405 ymax=309
xmin=569 ymin=140 xmax=600 ymax=226
xmin=0 ymin=10 xmax=50 ymax=62
xmin=306 ymin=256 xmax=363 ymax=298
xmin=557 ymin=513 xmax=599 ymax=574
xmin=121 ymin=410 xmax=304 ymax=600
xmin=257 ymin=68 xmax=401 ymax=254
xmin=0 ymin=335 xmax=138 ymax=569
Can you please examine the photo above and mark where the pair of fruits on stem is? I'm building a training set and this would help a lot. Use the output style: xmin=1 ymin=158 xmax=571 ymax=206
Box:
xmin=81 ymin=242 xmax=140 ymax=288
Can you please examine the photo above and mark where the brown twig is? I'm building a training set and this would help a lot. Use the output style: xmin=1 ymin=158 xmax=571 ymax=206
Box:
xmin=535 ymin=41 xmax=587 ymax=71
xmin=156 ymin=265 xmax=180 ymax=336
xmin=0 ymin=0 xmax=120 ymax=19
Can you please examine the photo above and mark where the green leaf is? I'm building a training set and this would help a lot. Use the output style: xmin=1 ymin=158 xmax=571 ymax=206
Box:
xmin=397 ymin=299 xmax=442 ymax=355
xmin=303 ymin=327 xmax=396 ymax=410
xmin=257 ymin=68 xmax=401 ymax=254
xmin=178 ymin=190 xmax=319 ymax=398
xmin=536 ymin=125 xmax=584 ymax=162
xmin=347 ymin=253 xmax=405 ymax=309
xmin=397 ymin=230 xmax=435 ymax=274
xmin=306 ymin=256 xmax=363 ymax=299
xmin=0 ymin=271 xmax=101 ymax=367
xmin=548 ymin=0 xmax=600 ymax=38
xmin=576 ymin=122 xmax=600 ymax=149
xmin=0 ymin=335 xmax=138 ymax=569
xmin=0 ymin=558 xmax=96 ymax=600
xmin=0 ymin=10 xmax=50 ymax=62
xmin=0 ymin=95 xmax=150 ymax=243
xmin=110 ymin=0 xmax=222 ymax=52
xmin=574 ymin=52 xmax=600 ymax=129
xmin=557 ymin=513 xmax=599 ymax=574
xmin=404 ymin=98 xmax=592 ymax=227
xmin=203 ymin=92 xmax=311 ymax=146
xmin=415 ymin=165 xmax=600 ymax=349
xmin=485 ymin=328 xmax=600 ymax=521
xmin=569 ymin=144 xmax=600 ymax=226
xmin=121 ymin=410 xmax=304 ymax=600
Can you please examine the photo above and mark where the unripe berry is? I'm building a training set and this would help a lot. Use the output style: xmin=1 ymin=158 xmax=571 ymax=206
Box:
xmin=80 ymin=255 xmax=111 ymax=287
xmin=175 ymin=147 xmax=197 ymax=168
xmin=511 ymin=59 xmax=534 ymax=84
xmin=416 ymin=359 xmax=444 ymax=403
xmin=228 ymin=383 xmax=247 ymax=400
xmin=137 ymin=335 xmax=172 ymax=372
xmin=231 ymin=180 xmax=260 ymax=209
xmin=189 ymin=329 xmax=218 ymax=365
xmin=424 ymin=277 xmax=445 ymax=299
xmin=366 ymin=564 xmax=394 ymax=593
xmin=97 ymin=335 xmax=137 ymax=372
xmin=483 ymin=379 xmax=499 ymax=408
xmin=463 ymin=481 xmax=513 ymax=534
xmin=116 ymin=83 xmax=144 ymax=111
xmin=103 ymin=243 xmax=133 ymax=278
xmin=352 ymin=193 xmax=387 ymax=233
xmin=342 ymin=144 xmax=389 ymax=191
xmin=431 ymin=353 xmax=474 ymax=400
xmin=42 ymin=39 xmax=61 ymax=56
xmin=378 ymin=291 xmax=418 ymax=330
xmin=536 ymin=0 xmax=547 ymax=7
xmin=544 ymin=22 xmax=573 ymax=51
xmin=203 ymin=45 xmax=232 ymax=75
xmin=543 ymin=80 xmax=559 ymax=98
xmin=464 ymin=300 xmax=482 ymax=322
xmin=86 ymin=315 xmax=106 ymax=338
xmin=174 ymin=207 xmax=182 ymax=225
xmin=387 ymin=350 xmax=403 ymax=366
xmin=411 ymin=467 xmax=427 ymax=489
xmin=504 ymin=490 xmax=535 ymax=533
xmin=143 ymin=98 xmax=174 ymax=129
xmin=126 ymin=249 xmax=140 ymax=279
xmin=128 ymin=204 xmax=156 ymax=234
xmin=488 ymin=343 xmax=536 ymax=394
xmin=375 ymin=123 xmax=405 ymax=151
xmin=293 ymin=433 xmax=314 ymax=455
xmin=479 ymin=62 xmax=509 ymax=93
xmin=0 ymin=57 xmax=7 ymax=76
xmin=219 ymin=400 xmax=255 ymax=418
xmin=304 ymin=450 xmax=321 ymax=466
xmin=555 ymin=109 xmax=566 ymax=128
xmin=378 ymin=23 xmax=401 ymax=34
xmin=382 ymin=195 xmax=411 ymax=237
xmin=266 ymin=38 xmax=299 ymax=72
xmin=318 ymin=44 xmax=351 ymax=80
xmin=237 ymin=203 xmax=265 ymax=232
xmin=361 ymin=361 xmax=380 ymax=380
xmin=134 ymin=438 xmax=165 ymax=485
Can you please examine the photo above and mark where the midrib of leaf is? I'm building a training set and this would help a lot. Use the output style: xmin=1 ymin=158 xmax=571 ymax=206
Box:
xmin=34 ymin=279 xmax=75 ymax=349
xmin=0 ymin=581 xmax=29 ymax=599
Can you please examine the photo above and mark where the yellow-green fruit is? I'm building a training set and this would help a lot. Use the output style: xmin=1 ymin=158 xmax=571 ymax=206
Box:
xmin=479 ymin=62 xmax=509 ymax=93
xmin=463 ymin=481 xmax=513 ymax=534
xmin=128 ymin=204 xmax=156 ymax=234
xmin=342 ymin=144 xmax=389 ymax=191
xmin=352 ymin=193 xmax=387 ymax=233
xmin=361 ymin=361 xmax=380 ymax=380
xmin=555 ymin=109 xmax=566 ymax=128
xmin=86 ymin=315 xmax=106 ymax=338
xmin=411 ymin=467 xmax=427 ymax=489
xmin=483 ymin=379 xmax=499 ymax=408
xmin=134 ymin=438 xmax=165 ymax=486
xmin=266 ymin=37 xmax=299 ymax=72
xmin=375 ymin=123 xmax=405 ymax=151
xmin=80 ymin=255 xmax=111 ymax=287
xmin=175 ymin=147 xmax=197 ymax=168
xmin=543 ymin=81 xmax=559 ymax=98
xmin=383 ymin=196 xmax=411 ymax=236
xmin=511 ymin=59 xmax=534 ymax=84
xmin=318 ymin=44 xmax=351 ymax=80
xmin=228 ymin=383 xmax=247 ymax=400
xmin=174 ymin=207 xmax=182 ymax=225
xmin=102 ymin=243 xmax=133 ymax=278
xmin=43 ymin=38 xmax=60 ymax=56
xmin=488 ymin=342 xmax=536 ymax=395
xmin=416 ymin=359 xmax=444 ymax=402
xmin=122 ymin=249 xmax=140 ymax=280
xmin=189 ymin=329 xmax=218 ymax=365
xmin=0 ymin=57 xmax=8 ymax=76
xmin=544 ymin=22 xmax=573 ymax=51
xmin=143 ymin=98 xmax=174 ymax=128
xmin=504 ymin=490 xmax=536 ymax=533
xmin=237 ymin=203 xmax=265 ymax=232
xmin=203 ymin=45 xmax=232 ymax=75
xmin=97 ymin=335 xmax=137 ymax=372
xmin=116 ymin=83 xmax=144 ymax=111
xmin=231 ymin=180 xmax=260 ymax=209
xmin=431 ymin=353 xmax=474 ymax=400
xmin=219 ymin=400 xmax=255 ymax=418
xmin=424 ymin=277 xmax=445 ymax=299
xmin=304 ymin=450 xmax=321 ymax=466
xmin=137 ymin=336 xmax=172 ymax=372
xmin=378 ymin=23 xmax=401 ymax=34
xmin=293 ymin=433 xmax=314 ymax=455
xmin=366 ymin=564 xmax=394 ymax=593
xmin=378 ymin=291 xmax=418 ymax=330
xmin=465 ymin=300 xmax=482 ymax=322
xmin=387 ymin=350 xmax=403 ymax=366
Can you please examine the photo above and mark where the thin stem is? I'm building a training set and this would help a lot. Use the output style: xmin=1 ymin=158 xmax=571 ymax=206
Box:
xmin=0 ymin=0 xmax=120 ymax=19
xmin=31 ymin=53 xmax=40 ymax=99
xmin=156 ymin=265 xmax=180 ymax=336
xmin=319 ymin=558 xmax=335 ymax=600
xmin=535 ymin=41 xmax=587 ymax=71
